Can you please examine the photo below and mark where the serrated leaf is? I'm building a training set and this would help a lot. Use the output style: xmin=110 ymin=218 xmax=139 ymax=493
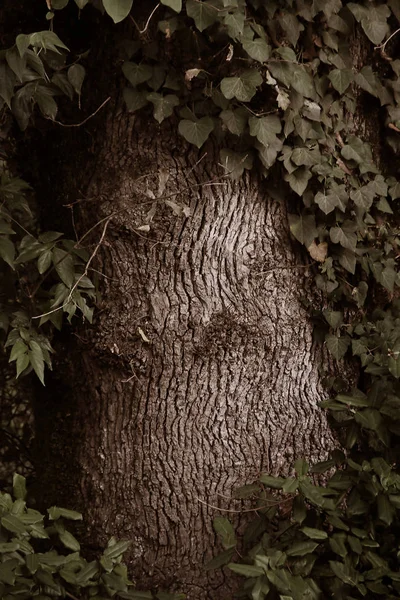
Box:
xmin=53 ymin=247 xmax=75 ymax=288
xmin=28 ymin=340 xmax=45 ymax=385
xmin=1 ymin=514 xmax=26 ymax=535
xmin=178 ymin=117 xmax=214 ymax=148
xmin=213 ymin=517 xmax=236 ymax=550
xmin=227 ymin=563 xmax=264 ymax=577
xmin=220 ymin=70 xmax=262 ymax=102
xmin=68 ymin=64 xmax=85 ymax=95
xmin=147 ymin=93 xmax=179 ymax=123
xmin=326 ymin=334 xmax=350 ymax=360
xmin=242 ymin=38 xmax=271 ymax=63
xmin=160 ymin=0 xmax=182 ymax=12
xmin=288 ymin=213 xmax=317 ymax=247
xmin=103 ymin=0 xmax=133 ymax=23
xmin=38 ymin=249 xmax=53 ymax=274
xmin=48 ymin=506 xmax=83 ymax=520
xmin=16 ymin=352 xmax=30 ymax=378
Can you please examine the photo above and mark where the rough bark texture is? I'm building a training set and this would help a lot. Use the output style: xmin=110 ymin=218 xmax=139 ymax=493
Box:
xmin=34 ymin=110 xmax=336 ymax=599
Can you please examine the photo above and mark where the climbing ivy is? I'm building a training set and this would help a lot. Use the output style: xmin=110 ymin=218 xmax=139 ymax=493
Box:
xmin=2 ymin=0 xmax=400 ymax=598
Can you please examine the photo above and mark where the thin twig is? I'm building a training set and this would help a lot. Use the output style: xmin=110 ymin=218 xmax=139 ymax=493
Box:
xmin=375 ymin=27 xmax=400 ymax=51
xmin=67 ymin=215 xmax=112 ymax=303
xmin=48 ymin=97 xmax=111 ymax=128
xmin=130 ymin=3 xmax=160 ymax=34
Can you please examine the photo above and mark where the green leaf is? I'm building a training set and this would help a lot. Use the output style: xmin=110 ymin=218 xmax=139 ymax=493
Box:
xmin=242 ymin=38 xmax=271 ymax=63
xmin=291 ymin=65 xmax=315 ymax=98
xmin=338 ymin=248 xmax=356 ymax=274
xmin=16 ymin=352 xmax=30 ymax=378
xmin=9 ymin=338 xmax=28 ymax=362
xmin=53 ymin=247 xmax=75 ymax=288
xmin=299 ymin=481 xmax=324 ymax=507
xmin=48 ymin=506 xmax=83 ymax=520
xmin=224 ymin=12 xmax=245 ymax=38
xmin=388 ymin=356 xmax=400 ymax=379
xmin=328 ymin=69 xmax=354 ymax=94
xmin=288 ymin=213 xmax=317 ymax=247
xmin=0 ymin=236 xmax=15 ymax=269
xmin=59 ymin=529 xmax=81 ymax=551
xmin=122 ymin=62 xmax=153 ymax=86
xmin=204 ymin=548 xmax=235 ymax=571
xmin=220 ymin=70 xmax=263 ymax=102
xmin=160 ymin=0 xmax=182 ymax=12
xmin=13 ymin=474 xmax=27 ymax=500
xmin=28 ymin=340 xmax=45 ymax=385
xmin=1 ymin=514 xmax=26 ymax=535
xmin=354 ymin=408 xmax=382 ymax=431
xmin=38 ymin=249 xmax=53 ymax=274
xmin=103 ymin=539 xmax=131 ymax=559
xmin=259 ymin=474 xmax=285 ymax=489
xmin=227 ymin=563 xmax=264 ymax=577
xmin=178 ymin=117 xmax=214 ymax=148
xmin=219 ymin=108 xmax=248 ymax=135
xmin=323 ymin=310 xmax=343 ymax=329
xmin=186 ymin=0 xmax=218 ymax=31
xmin=123 ymin=88 xmax=149 ymax=112
xmin=284 ymin=168 xmax=312 ymax=196
xmin=381 ymin=267 xmax=396 ymax=292
xmin=68 ymin=64 xmax=85 ymax=95
xmin=103 ymin=0 xmax=133 ymax=23
xmin=326 ymin=334 xmax=350 ymax=360
xmin=249 ymin=115 xmax=281 ymax=146
xmin=29 ymin=31 xmax=69 ymax=53
xmin=301 ymin=527 xmax=328 ymax=540
xmin=286 ymin=541 xmax=319 ymax=556
xmin=147 ymin=93 xmax=179 ymax=123
xmin=213 ymin=516 xmax=236 ymax=549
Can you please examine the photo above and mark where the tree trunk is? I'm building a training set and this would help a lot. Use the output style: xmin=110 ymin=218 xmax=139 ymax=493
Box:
xmin=34 ymin=111 xmax=336 ymax=598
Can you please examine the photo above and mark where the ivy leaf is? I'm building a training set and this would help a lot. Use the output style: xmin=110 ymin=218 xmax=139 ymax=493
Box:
xmin=284 ymin=167 xmax=312 ymax=196
xmin=224 ymin=12 xmax=245 ymax=38
xmin=279 ymin=12 xmax=304 ymax=47
xmin=326 ymin=334 xmax=351 ymax=360
xmin=123 ymin=88 xmax=149 ymax=112
xmin=338 ymin=248 xmax=356 ymax=274
xmin=186 ymin=0 xmax=218 ymax=31
xmin=219 ymin=108 xmax=248 ymax=135
xmin=288 ymin=213 xmax=317 ymax=248
xmin=360 ymin=7 xmax=390 ymax=45
xmin=315 ymin=190 xmax=342 ymax=214
xmin=323 ymin=310 xmax=343 ymax=329
xmin=249 ymin=115 xmax=281 ymax=146
xmin=350 ymin=185 xmax=375 ymax=211
xmin=122 ymin=62 xmax=153 ymax=86
xmin=220 ymin=70 xmax=262 ymax=102
xmin=330 ymin=225 xmax=357 ymax=250
xmin=291 ymin=65 xmax=315 ymax=98
xmin=328 ymin=69 xmax=354 ymax=94
xmin=213 ymin=517 xmax=236 ymax=550
xmin=381 ymin=266 xmax=396 ymax=292
xmin=388 ymin=356 xmax=400 ymax=379
xmin=0 ymin=62 xmax=15 ymax=108
xmin=178 ymin=117 xmax=214 ymax=148
xmin=355 ymin=66 xmax=379 ymax=97
xmin=160 ymin=0 xmax=182 ymax=13
xmin=102 ymin=0 xmax=133 ymax=23
xmin=242 ymin=38 xmax=271 ymax=63
xmin=147 ymin=93 xmax=179 ymax=123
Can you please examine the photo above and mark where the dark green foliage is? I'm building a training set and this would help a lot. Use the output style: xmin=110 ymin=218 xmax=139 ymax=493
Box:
xmin=2 ymin=0 xmax=400 ymax=598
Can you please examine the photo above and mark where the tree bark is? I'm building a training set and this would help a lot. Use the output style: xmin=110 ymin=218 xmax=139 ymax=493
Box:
xmin=34 ymin=110 xmax=336 ymax=598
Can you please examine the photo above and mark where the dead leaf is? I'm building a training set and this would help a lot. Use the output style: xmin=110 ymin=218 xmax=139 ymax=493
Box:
xmin=185 ymin=68 xmax=201 ymax=81
xmin=308 ymin=240 xmax=328 ymax=262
